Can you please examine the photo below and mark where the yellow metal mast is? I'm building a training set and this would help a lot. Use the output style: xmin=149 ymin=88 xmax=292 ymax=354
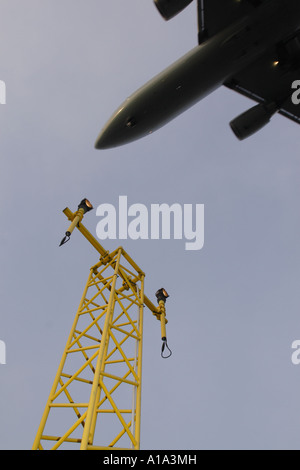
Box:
xmin=32 ymin=201 xmax=170 ymax=450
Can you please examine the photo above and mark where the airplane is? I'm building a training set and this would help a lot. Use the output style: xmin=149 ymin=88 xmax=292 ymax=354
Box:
xmin=95 ymin=0 xmax=300 ymax=149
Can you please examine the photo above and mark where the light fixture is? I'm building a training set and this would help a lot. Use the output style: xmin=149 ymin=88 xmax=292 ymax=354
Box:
xmin=59 ymin=198 xmax=93 ymax=246
xmin=78 ymin=198 xmax=93 ymax=213
xmin=155 ymin=288 xmax=169 ymax=303
xmin=155 ymin=288 xmax=172 ymax=359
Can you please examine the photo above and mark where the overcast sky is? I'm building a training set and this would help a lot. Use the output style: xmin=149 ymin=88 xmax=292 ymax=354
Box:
xmin=1 ymin=0 xmax=300 ymax=450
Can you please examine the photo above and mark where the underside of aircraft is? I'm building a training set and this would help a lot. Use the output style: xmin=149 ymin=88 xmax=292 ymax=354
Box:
xmin=95 ymin=0 xmax=300 ymax=148
xmin=157 ymin=0 xmax=300 ymax=139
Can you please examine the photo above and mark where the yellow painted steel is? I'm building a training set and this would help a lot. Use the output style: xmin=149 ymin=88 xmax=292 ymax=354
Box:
xmin=158 ymin=300 xmax=167 ymax=340
xmin=65 ymin=207 xmax=85 ymax=237
xmin=32 ymin=207 xmax=165 ymax=450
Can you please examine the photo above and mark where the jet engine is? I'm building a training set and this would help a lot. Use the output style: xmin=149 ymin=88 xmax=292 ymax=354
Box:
xmin=230 ymin=102 xmax=278 ymax=140
xmin=154 ymin=0 xmax=194 ymax=20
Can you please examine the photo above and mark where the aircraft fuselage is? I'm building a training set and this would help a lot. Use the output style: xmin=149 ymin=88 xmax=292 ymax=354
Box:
xmin=95 ymin=0 xmax=300 ymax=149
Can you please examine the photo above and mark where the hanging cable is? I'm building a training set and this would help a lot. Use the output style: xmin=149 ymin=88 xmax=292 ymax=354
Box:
xmin=161 ymin=338 xmax=172 ymax=359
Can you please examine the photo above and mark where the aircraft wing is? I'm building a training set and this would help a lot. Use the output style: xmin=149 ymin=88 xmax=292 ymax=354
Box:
xmin=197 ymin=1 xmax=300 ymax=126
xmin=197 ymin=0 xmax=261 ymax=44
xmin=224 ymin=47 xmax=300 ymax=126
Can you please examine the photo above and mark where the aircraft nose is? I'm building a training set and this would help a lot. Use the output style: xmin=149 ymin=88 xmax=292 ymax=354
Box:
xmin=94 ymin=103 xmax=140 ymax=150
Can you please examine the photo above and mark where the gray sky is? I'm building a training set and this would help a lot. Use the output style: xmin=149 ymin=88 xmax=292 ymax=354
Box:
xmin=1 ymin=0 xmax=300 ymax=450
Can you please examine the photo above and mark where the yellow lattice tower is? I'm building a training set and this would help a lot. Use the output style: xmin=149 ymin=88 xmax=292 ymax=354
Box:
xmin=32 ymin=201 xmax=170 ymax=450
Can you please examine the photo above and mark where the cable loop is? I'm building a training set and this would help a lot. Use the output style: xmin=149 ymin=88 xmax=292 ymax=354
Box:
xmin=161 ymin=339 xmax=172 ymax=359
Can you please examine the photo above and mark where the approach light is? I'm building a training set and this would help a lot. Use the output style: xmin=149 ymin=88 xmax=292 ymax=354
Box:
xmin=78 ymin=198 xmax=93 ymax=213
xmin=59 ymin=198 xmax=93 ymax=246
xmin=155 ymin=288 xmax=172 ymax=359
xmin=155 ymin=288 xmax=169 ymax=303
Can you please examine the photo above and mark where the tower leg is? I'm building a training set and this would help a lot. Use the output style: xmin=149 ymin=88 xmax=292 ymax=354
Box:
xmin=33 ymin=247 xmax=145 ymax=450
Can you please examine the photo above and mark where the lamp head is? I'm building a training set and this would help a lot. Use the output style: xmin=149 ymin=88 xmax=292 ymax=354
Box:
xmin=155 ymin=288 xmax=169 ymax=303
xmin=78 ymin=198 xmax=93 ymax=213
